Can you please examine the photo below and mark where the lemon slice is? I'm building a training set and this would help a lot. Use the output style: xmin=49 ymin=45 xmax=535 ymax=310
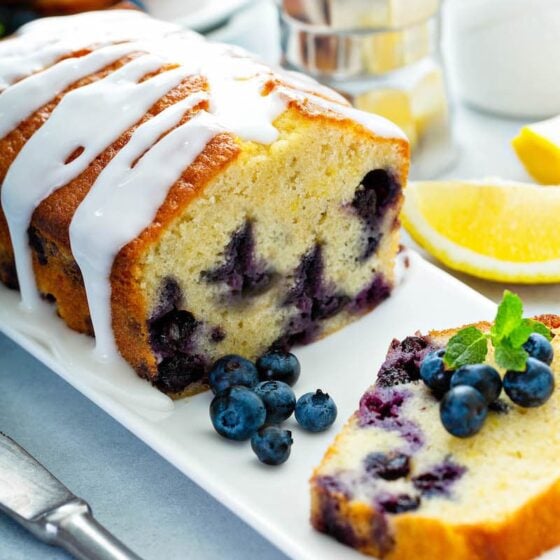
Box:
xmin=401 ymin=180 xmax=560 ymax=283
xmin=513 ymin=115 xmax=560 ymax=185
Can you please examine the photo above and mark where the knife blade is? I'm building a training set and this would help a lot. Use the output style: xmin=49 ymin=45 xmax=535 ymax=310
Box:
xmin=0 ymin=432 xmax=143 ymax=560
xmin=0 ymin=431 xmax=75 ymax=521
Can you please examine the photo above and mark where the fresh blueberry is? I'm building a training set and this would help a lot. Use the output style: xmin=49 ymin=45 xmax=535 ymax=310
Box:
xmin=208 ymin=354 xmax=259 ymax=395
xmin=209 ymin=386 xmax=266 ymax=441
xmin=364 ymin=452 xmax=410 ymax=480
xmin=376 ymin=493 xmax=421 ymax=514
xmin=411 ymin=459 xmax=466 ymax=497
xmin=523 ymin=333 xmax=554 ymax=365
xmin=295 ymin=390 xmax=337 ymax=432
xmin=503 ymin=357 xmax=555 ymax=407
xmin=253 ymin=381 xmax=296 ymax=424
xmin=256 ymin=350 xmax=301 ymax=386
xmin=251 ymin=426 xmax=293 ymax=465
xmin=440 ymin=386 xmax=488 ymax=438
xmin=419 ymin=349 xmax=451 ymax=397
xmin=450 ymin=364 xmax=502 ymax=404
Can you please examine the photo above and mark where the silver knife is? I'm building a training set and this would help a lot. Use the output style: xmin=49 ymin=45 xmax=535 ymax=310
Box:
xmin=0 ymin=432 xmax=143 ymax=560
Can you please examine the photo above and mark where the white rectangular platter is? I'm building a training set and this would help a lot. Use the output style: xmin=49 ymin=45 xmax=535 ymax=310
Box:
xmin=0 ymin=251 xmax=500 ymax=560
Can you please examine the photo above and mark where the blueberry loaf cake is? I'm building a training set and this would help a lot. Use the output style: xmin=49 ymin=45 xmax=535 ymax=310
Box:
xmin=311 ymin=314 xmax=560 ymax=560
xmin=0 ymin=9 xmax=408 ymax=396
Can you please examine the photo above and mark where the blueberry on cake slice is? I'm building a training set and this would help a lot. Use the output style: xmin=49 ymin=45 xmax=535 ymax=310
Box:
xmin=0 ymin=9 xmax=408 ymax=397
xmin=311 ymin=294 xmax=560 ymax=560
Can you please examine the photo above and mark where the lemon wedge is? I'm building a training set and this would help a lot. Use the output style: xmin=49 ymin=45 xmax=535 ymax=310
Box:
xmin=513 ymin=115 xmax=560 ymax=185
xmin=401 ymin=180 xmax=560 ymax=283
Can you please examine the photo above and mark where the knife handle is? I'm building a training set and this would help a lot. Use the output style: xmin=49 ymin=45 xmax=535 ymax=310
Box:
xmin=41 ymin=500 xmax=143 ymax=560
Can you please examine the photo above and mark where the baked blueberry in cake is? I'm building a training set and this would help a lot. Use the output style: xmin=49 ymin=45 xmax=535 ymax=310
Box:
xmin=311 ymin=309 xmax=560 ymax=560
xmin=0 ymin=9 xmax=408 ymax=397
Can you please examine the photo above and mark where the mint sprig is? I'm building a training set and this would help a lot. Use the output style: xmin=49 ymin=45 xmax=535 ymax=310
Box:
xmin=443 ymin=291 xmax=552 ymax=371
xmin=491 ymin=291 xmax=552 ymax=370
xmin=491 ymin=290 xmax=523 ymax=343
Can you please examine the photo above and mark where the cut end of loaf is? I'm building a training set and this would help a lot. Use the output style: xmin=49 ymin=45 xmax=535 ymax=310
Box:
xmin=113 ymin=108 xmax=407 ymax=396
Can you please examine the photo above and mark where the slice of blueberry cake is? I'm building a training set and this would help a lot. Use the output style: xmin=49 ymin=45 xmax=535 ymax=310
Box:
xmin=311 ymin=313 xmax=560 ymax=560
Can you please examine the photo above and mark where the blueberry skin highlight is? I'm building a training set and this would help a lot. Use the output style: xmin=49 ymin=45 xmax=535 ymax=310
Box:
xmin=256 ymin=350 xmax=301 ymax=386
xmin=209 ymin=386 xmax=266 ymax=441
xmin=295 ymin=390 xmax=338 ymax=432
xmin=440 ymin=386 xmax=488 ymax=438
xmin=251 ymin=426 xmax=293 ymax=466
xmin=503 ymin=357 xmax=555 ymax=408
xmin=208 ymin=354 xmax=259 ymax=395
xmin=450 ymin=364 xmax=502 ymax=404
xmin=254 ymin=381 xmax=296 ymax=424
xmin=523 ymin=333 xmax=554 ymax=365
xmin=419 ymin=349 xmax=451 ymax=397
xmin=364 ymin=451 xmax=411 ymax=481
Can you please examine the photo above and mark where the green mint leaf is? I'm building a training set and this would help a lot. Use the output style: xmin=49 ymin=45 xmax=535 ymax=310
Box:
xmin=490 ymin=290 xmax=523 ymax=344
xmin=527 ymin=319 xmax=553 ymax=341
xmin=508 ymin=318 xmax=553 ymax=347
xmin=508 ymin=318 xmax=538 ymax=348
xmin=494 ymin=341 xmax=528 ymax=371
xmin=444 ymin=327 xmax=488 ymax=369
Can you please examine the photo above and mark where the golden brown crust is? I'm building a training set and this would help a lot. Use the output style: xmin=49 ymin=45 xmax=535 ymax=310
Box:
xmin=29 ymin=70 xmax=211 ymax=342
xmin=0 ymin=51 xmax=141 ymax=288
xmin=312 ymin=475 xmax=560 ymax=560
xmin=311 ymin=481 xmax=390 ymax=557
xmin=33 ymin=0 xmax=137 ymax=15
xmin=31 ymin=74 xmax=209 ymax=245
xmin=110 ymin=131 xmax=241 ymax=381
xmin=311 ymin=315 xmax=560 ymax=559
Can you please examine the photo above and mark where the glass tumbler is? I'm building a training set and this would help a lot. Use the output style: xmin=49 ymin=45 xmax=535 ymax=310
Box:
xmin=279 ymin=0 xmax=456 ymax=179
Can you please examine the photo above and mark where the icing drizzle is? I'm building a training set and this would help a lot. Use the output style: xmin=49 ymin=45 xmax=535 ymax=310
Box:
xmin=0 ymin=10 xmax=178 ymax=90
xmin=70 ymin=93 xmax=220 ymax=360
xmin=0 ymin=42 xmax=143 ymax=139
xmin=2 ymin=54 xmax=193 ymax=309
xmin=0 ymin=9 xmax=406 ymax=366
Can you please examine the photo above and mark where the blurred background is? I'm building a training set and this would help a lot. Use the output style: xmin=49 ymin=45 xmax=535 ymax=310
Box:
xmin=3 ymin=0 xmax=559 ymax=183
xmin=2 ymin=0 xmax=560 ymax=303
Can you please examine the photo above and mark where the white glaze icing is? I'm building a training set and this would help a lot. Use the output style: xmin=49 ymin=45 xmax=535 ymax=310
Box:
xmin=0 ymin=42 xmax=142 ymax=139
xmin=0 ymin=283 xmax=173 ymax=416
xmin=0 ymin=9 xmax=406 ymax=389
xmin=2 ymin=54 xmax=192 ymax=310
xmin=70 ymin=93 xmax=220 ymax=361
xmin=143 ymin=38 xmax=289 ymax=143
xmin=274 ymin=67 xmax=350 ymax=106
xmin=0 ymin=10 xmax=179 ymax=89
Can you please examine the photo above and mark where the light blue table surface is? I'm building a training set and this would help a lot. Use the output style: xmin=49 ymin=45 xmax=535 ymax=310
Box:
xmin=2 ymin=2 xmax=560 ymax=560
xmin=0 ymin=333 xmax=288 ymax=560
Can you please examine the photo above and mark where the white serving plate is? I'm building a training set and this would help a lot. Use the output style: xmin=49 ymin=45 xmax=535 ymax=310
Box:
xmin=0 ymin=251 xmax=499 ymax=560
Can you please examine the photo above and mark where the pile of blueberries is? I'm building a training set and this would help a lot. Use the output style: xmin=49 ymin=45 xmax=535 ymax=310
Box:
xmin=208 ymin=350 xmax=337 ymax=465
xmin=419 ymin=333 xmax=555 ymax=438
